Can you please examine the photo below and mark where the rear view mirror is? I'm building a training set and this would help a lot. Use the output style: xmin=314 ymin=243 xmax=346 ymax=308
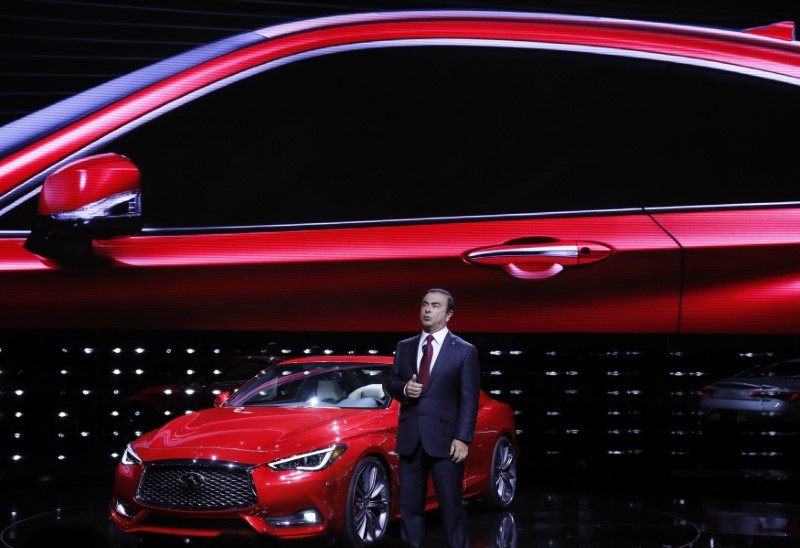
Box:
xmin=214 ymin=392 xmax=232 ymax=407
xmin=24 ymin=153 xmax=143 ymax=259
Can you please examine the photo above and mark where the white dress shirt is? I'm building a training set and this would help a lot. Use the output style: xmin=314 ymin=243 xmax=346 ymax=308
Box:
xmin=418 ymin=327 xmax=449 ymax=375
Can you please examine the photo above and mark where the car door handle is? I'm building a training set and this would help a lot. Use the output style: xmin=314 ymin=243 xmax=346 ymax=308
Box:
xmin=464 ymin=241 xmax=613 ymax=280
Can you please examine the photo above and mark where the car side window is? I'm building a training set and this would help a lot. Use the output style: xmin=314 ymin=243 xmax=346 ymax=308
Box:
xmin=95 ymin=46 xmax=800 ymax=230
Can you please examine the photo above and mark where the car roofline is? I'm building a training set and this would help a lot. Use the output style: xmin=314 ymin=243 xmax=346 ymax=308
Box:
xmin=255 ymin=9 xmax=798 ymax=46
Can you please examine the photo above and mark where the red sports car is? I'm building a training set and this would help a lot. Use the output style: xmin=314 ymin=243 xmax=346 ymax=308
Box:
xmin=1 ymin=11 xmax=800 ymax=334
xmin=109 ymin=356 xmax=519 ymax=545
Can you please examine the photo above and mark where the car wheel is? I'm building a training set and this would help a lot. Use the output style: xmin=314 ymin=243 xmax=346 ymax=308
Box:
xmin=484 ymin=436 xmax=517 ymax=509
xmin=339 ymin=455 xmax=391 ymax=546
xmin=492 ymin=512 xmax=518 ymax=547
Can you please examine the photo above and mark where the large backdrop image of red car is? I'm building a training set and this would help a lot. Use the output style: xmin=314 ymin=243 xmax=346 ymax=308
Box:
xmin=3 ymin=0 xmax=800 ymax=546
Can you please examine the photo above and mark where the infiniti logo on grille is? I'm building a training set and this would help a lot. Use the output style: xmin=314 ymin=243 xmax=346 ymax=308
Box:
xmin=177 ymin=471 xmax=206 ymax=492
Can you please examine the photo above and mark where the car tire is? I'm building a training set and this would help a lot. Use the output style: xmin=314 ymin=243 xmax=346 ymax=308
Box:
xmin=491 ymin=512 xmax=518 ymax=547
xmin=338 ymin=455 xmax=391 ymax=546
xmin=483 ymin=436 xmax=517 ymax=509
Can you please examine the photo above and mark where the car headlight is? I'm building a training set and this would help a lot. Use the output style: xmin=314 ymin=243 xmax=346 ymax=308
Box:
xmin=267 ymin=444 xmax=347 ymax=471
xmin=121 ymin=443 xmax=142 ymax=466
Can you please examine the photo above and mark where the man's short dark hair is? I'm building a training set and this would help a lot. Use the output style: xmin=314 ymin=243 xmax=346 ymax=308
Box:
xmin=425 ymin=288 xmax=455 ymax=313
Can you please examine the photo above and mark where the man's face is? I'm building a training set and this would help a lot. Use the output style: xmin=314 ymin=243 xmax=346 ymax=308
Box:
xmin=420 ymin=292 xmax=453 ymax=333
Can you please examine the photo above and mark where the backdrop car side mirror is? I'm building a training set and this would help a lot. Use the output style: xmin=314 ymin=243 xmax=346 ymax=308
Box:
xmin=24 ymin=153 xmax=143 ymax=260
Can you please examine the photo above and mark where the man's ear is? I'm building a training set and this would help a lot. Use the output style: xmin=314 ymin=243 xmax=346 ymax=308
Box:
xmin=446 ymin=310 xmax=454 ymax=322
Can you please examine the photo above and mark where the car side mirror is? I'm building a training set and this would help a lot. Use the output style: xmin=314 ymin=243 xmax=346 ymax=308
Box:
xmin=214 ymin=391 xmax=232 ymax=407
xmin=24 ymin=153 xmax=143 ymax=260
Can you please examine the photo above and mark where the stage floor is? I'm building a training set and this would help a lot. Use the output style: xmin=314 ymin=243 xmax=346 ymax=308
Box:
xmin=3 ymin=467 xmax=800 ymax=547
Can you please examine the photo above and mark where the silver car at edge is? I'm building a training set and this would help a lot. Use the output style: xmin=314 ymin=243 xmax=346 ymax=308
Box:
xmin=699 ymin=358 xmax=800 ymax=431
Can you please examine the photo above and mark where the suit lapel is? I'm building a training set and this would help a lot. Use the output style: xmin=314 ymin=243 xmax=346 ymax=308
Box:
xmin=428 ymin=332 xmax=455 ymax=384
xmin=409 ymin=335 xmax=423 ymax=377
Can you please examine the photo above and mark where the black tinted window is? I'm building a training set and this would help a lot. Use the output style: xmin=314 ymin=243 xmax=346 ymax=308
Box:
xmin=99 ymin=46 xmax=800 ymax=229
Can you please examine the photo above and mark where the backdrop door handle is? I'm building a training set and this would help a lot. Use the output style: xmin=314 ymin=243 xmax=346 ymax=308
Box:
xmin=463 ymin=241 xmax=613 ymax=280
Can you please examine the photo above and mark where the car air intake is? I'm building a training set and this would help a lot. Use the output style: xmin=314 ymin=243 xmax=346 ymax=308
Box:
xmin=144 ymin=515 xmax=252 ymax=531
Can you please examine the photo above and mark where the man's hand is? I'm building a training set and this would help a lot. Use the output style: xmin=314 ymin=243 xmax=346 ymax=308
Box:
xmin=450 ymin=439 xmax=469 ymax=463
xmin=405 ymin=374 xmax=423 ymax=399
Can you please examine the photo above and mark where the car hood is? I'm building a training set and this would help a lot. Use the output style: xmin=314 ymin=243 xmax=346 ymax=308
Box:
xmin=133 ymin=406 xmax=386 ymax=462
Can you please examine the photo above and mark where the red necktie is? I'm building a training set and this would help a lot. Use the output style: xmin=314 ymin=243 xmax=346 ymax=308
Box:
xmin=418 ymin=334 xmax=434 ymax=385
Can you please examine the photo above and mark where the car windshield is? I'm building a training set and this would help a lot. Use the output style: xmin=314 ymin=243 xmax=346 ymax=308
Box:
xmin=225 ymin=362 xmax=391 ymax=409
xmin=208 ymin=359 xmax=274 ymax=383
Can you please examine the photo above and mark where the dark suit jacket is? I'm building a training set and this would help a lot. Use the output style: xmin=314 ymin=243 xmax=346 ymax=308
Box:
xmin=386 ymin=331 xmax=480 ymax=459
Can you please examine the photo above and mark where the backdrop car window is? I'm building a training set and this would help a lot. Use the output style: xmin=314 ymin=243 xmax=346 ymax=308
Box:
xmin=95 ymin=46 xmax=800 ymax=230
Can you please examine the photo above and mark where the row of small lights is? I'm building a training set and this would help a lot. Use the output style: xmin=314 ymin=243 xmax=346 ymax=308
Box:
xmin=1 ymin=345 xmax=774 ymax=358
xmin=4 ymin=345 xmax=384 ymax=465
xmin=4 ymin=346 xmax=229 ymax=465
xmin=2 ymin=346 xmax=773 ymax=464
xmin=58 ymin=346 xmax=318 ymax=355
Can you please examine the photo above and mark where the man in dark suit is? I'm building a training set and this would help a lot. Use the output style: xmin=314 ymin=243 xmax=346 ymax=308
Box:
xmin=385 ymin=288 xmax=480 ymax=548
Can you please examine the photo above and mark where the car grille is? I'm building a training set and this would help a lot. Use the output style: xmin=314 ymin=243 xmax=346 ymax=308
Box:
xmin=136 ymin=460 xmax=257 ymax=510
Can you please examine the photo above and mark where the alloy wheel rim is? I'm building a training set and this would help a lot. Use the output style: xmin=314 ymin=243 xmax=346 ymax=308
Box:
xmin=495 ymin=440 xmax=517 ymax=504
xmin=352 ymin=462 xmax=390 ymax=543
